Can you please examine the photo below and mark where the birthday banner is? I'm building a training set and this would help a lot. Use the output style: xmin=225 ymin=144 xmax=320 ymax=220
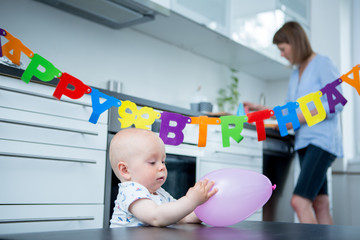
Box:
xmin=1 ymin=27 xmax=359 ymax=147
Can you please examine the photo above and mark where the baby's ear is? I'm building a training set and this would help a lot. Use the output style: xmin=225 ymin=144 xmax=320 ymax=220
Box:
xmin=118 ymin=162 xmax=131 ymax=181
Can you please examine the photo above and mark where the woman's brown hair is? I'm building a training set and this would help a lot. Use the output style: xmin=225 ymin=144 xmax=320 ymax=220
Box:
xmin=273 ymin=21 xmax=314 ymax=65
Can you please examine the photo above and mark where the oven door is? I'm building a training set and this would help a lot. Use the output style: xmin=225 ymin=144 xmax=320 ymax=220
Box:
xmin=162 ymin=154 xmax=196 ymax=199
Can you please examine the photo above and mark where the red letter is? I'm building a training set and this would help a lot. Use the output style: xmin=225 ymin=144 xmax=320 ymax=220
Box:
xmin=247 ymin=109 xmax=274 ymax=141
xmin=53 ymin=72 xmax=91 ymax=100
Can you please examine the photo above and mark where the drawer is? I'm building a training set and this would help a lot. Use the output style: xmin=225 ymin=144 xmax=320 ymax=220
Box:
xmin=0 ymin=204 xmax=104 ymax=234
xmin=0 ymin=88 xmax=107 ymax=124
xmin=0 ymin=107 xmax=107 ymax=150
xmin=206 ymin=142 xmax=263 ymax=158
xmin=207 ymin=126 xmax=262 ymax=151
xmin=198 ymin=161 xmax=262 ymax=180
xmin=245 ymin=210 xmax=263 ymax=221
xmin=0 ymin=76 xmax=108 ymax=124
xmin=0 ymin=140 xmax=106 ymax=204
xmin=202 ymin=151 xmax=262 ymax=167
xmin=208 ymin=125 xmax=260 ymax=139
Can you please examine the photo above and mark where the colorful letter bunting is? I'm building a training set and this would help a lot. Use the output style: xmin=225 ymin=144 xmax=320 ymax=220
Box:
xmin=118 ymin=100 xmax=161 ymax=129
xmin=0 ymin=28 xmax=6 ymax=57
xmin=159 ymin=112 xmax=191 ymax=145
xmin=341 ymin=64 xmax=360 ymax=95
xmin=1 ymin=29 xmax=33 ymax=66
xmin=89 ymin=88 xmax=121 ymax=124
xmin=190 ymin=116 xmax=221 ymax=147
xmin=320 ymin=78 xmax=347 ymax=113
xmin=21 ymin=54 xmax=61 ymax=83
xmin=53 ymin=72 xmax=91 ymax=100
xmin=220 ymin=116 xmax=247 ymax=147
xmin=273 ymin=102 xmax=300 ymax=137
xmin=297 ymin=91 xmax=326 ymax=127
xmin=0 ymin=27 xmax=358 ymax=148
xmin=247 ymin=109 xmax=274 ymax=141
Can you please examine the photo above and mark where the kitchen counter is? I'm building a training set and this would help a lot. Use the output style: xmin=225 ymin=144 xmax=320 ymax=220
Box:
xmin=1 ymin=221 xmax=359 ymax=240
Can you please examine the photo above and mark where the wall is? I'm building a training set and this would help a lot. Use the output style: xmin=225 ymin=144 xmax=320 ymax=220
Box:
xmin=311 ymin=0 xmax=355 ymax=168
xmin=334 ymin=0 xmax=360 ymax=226
xmin=353 ymin=0 xmax=360 ymax=158
xmin=0 ymin=0 xmax=270 ymax=112
xmin=311 ymin=0 xmax=360 ymax=226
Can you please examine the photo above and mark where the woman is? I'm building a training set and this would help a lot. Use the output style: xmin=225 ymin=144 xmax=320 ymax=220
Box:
xmin=244 ymin=21 xmax=343 ymax=224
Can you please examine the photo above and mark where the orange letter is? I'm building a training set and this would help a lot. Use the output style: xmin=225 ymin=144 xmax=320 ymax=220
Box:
xmin=1 ymin=29 xmax=33 ymax=66
xmin=190 ymin=116 xmax=221 ymax=147
xmin=341 ymin=64 xmax=360 ymax=95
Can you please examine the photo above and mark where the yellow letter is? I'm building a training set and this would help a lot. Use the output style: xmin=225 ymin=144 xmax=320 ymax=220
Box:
xmin=297 ymin=91 xmax=326 ymax=127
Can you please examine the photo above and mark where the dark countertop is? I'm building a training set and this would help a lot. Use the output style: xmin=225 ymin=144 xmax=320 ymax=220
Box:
xmin=1 ymin=221 xmax=359 ymax=240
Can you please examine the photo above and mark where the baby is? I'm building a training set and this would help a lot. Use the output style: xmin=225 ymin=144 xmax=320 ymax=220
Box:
xmin=109 ymin=128 xmax=217 ymax=227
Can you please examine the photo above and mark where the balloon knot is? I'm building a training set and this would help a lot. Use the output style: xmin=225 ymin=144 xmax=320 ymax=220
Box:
xmin=272 ymin=184 xmax=276 ymax=191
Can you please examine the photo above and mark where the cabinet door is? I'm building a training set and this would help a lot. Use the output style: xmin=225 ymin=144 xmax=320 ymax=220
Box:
xmin=0 ymin=205 xmax=104 ymax=234
xmin=0 ymin=140 xmax=105 ymax=204
xmin=0 ymin=76 xmax=108 ymax=124
xmin=0 ymin=107 xmax=107 ymax=150
xmin=0 ymin=76 xmax=109 ymax=233
xmin=198 ymin=156 xmax=262 ymax=179
xmin=207 ymin=126 xmax=263 ymax=153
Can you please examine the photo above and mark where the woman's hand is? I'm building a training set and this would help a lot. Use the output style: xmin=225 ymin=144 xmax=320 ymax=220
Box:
xmin=273 ymin=122 xmax=293 ymax=131
xmin=243 ymin=101 xmax=267 ymax=111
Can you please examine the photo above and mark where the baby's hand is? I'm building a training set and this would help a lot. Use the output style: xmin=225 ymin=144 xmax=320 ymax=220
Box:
xmin=185 ymin=179 xmax=218 ymax=206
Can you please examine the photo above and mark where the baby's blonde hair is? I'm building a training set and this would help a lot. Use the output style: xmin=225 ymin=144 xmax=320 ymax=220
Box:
xmin=109 ymin=128 xmax=163 ymax=181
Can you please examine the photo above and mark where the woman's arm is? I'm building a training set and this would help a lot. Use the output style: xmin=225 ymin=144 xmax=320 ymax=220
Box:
xmin=243 ymin=101 xmax=268 ymax=111
xmin=129 ymin=179 xmax=217 ymax=227
xmin=274 ymin=109 xmax=316 ymax=131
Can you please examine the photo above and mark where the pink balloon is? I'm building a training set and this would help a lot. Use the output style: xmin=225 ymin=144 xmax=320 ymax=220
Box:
xmin=194 ymin=168 xmax=275 ymax=227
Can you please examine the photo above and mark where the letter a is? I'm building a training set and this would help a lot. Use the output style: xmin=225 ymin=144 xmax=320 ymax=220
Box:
xmin=341 ymin=64 xmax=360 ymax=95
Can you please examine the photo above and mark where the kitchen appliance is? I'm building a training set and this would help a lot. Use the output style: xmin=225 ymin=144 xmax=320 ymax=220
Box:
xmin=35 ymin=0 xmax=169 ymax=29
xmin=262 ymin=135 xmax=295 ymax=222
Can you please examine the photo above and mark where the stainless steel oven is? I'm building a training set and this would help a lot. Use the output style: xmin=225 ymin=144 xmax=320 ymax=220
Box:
xmin=262 ymin=135 xmax=295 ymax=222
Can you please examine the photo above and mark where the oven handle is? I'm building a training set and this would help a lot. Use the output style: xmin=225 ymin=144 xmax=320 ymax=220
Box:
xmin=0 ymin=118 xmax=98 ymax=136
xmin=214 ymin=150 xmax=261 ymax=158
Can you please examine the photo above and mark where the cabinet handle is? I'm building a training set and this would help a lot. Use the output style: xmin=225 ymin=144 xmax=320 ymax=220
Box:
xmin=0 ymin=85 xmax=92 ymax=107
xmin=0 ymin=152 xmax=97 ymax=164
xmin=213 ymin=130 xmax=257 ymax=140
xmin=0 ymin=118 xmax=99 ymax=136
xmin=0 ymin=216 xmax=95 ymax=224
xmin=214 ymin=150 xmax=261 ymax=158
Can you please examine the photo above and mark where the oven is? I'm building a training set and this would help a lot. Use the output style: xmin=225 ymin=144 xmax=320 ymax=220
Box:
xmin=262 ymin=135 xmax=295 ymax=222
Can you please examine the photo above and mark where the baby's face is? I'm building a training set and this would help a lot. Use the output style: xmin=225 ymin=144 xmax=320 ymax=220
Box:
xmin=127 ymin=133 xmax=167 ymax=194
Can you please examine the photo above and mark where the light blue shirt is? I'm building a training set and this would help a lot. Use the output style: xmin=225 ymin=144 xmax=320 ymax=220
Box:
xmin=285 ymin=54 xmax=343 ymax=157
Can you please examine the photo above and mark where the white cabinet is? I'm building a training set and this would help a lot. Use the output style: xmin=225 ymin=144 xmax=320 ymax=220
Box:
xmin=133 ymin=2 xmax=293 ymax=81
xmin=197 ymin=125 xmax=262 ymax=178
xmin=197 ymin=125 xmax=263 ymax=221
xmin=0 ymin=76 xmax=108 ymax=234
xmin=0 ymin=205 xmax=104 ymax=234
